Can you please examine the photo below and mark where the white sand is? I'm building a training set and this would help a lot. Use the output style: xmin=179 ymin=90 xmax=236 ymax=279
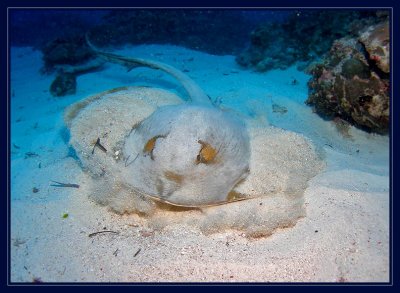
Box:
xmin=10 ymin=45 xmax=389 ymax=282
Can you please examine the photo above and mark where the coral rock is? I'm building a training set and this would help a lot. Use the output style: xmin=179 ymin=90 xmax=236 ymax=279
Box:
xmin=359 ymin=21 xmax=390 ymax=74
xmin=306 ymin=20 xmax=390 ymax=133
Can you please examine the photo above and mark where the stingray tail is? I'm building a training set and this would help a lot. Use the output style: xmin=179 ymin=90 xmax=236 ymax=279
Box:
xmin=85 ymin=33 xmax=210 ymax=105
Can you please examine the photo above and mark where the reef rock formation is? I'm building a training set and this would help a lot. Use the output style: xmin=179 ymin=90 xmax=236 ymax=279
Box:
xmin=306 ymin=20 xmax=389 ymax=133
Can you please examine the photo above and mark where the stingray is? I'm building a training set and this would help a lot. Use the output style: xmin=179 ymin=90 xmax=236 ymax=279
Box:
xmin=64 ymin=39 xmax=324 ymax=237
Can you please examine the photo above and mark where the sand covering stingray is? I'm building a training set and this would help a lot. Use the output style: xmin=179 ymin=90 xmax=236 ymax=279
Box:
xmin=64 ymin=44 xmax=324 ymax=237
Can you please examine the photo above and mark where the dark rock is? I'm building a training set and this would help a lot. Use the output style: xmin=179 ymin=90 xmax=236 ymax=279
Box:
xmin=42 ymin=35 xmax=94 ymax=70
xmin=50 ymin=73 xmax=77 ymax=97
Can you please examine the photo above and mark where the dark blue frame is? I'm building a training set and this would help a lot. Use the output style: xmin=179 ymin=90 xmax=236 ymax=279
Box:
xmin=1 ymin=0 xmax=398 ymax=289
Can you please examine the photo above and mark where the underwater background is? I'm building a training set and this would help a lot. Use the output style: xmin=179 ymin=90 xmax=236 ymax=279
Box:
xmin=10 ymin=9 xmax=390 ymax=282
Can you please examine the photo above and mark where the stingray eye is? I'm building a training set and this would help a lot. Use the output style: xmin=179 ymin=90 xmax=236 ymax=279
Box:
xmin=196 ymin=140 xmax=217 ymax=164
xmin=143 ymin=135 xmax=165 ymax=160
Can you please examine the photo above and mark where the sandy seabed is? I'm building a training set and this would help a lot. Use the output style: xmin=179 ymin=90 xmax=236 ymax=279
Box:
xmin=10 ymin=45 xmax=389 ymax=282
